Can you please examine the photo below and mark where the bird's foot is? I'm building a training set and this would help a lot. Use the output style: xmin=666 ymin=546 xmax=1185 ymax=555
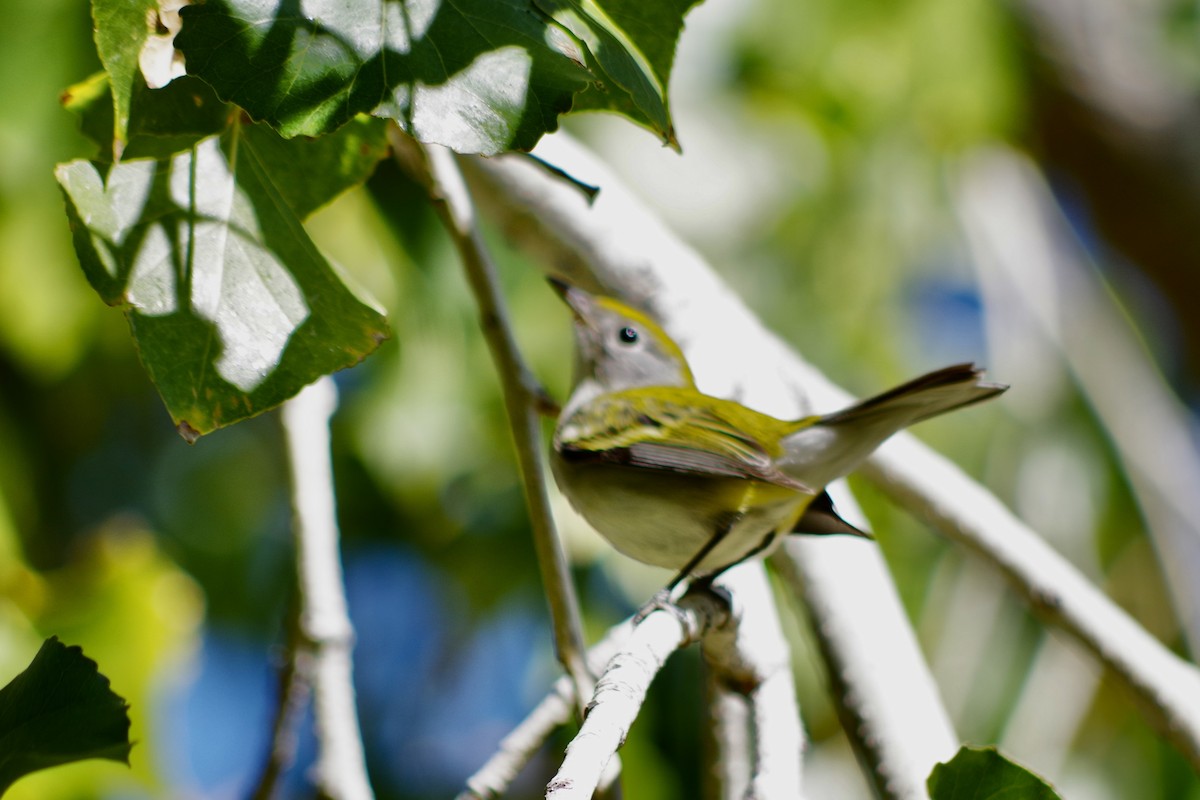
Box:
xmin=681 ymin=575 xmax=733 ymax=621
xmin=633 ymin=588 xmax=684 ymax=626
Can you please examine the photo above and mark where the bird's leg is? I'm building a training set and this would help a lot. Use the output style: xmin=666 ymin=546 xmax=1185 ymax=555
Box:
xmin=676 ymin=528 xmax=779 ymax=620
xmin=633 ymin=513 xmax=740 ymax=624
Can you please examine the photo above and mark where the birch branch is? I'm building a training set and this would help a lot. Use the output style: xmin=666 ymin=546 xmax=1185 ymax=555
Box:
xmin=954 ymin=146 xmax=1200 ymax=654
xmin=280 ymin=377 xmax=373 ymax=800
xmin=389 ymin=128 xmax=594 ymax=711
xmin=700 ymin=563 xmax=806 ymax=800
xmin=546 ymin=584 xmax=731 ymax=800
xmin=458 ymin=130 xmax=1200 ymax=772
xmin=457 ymin=623 xmax=633 ymax=800
xmin=772 ymin=485 xmax=958 ymax=798
xmin=704 ymin=673 xmax=752 ymax=800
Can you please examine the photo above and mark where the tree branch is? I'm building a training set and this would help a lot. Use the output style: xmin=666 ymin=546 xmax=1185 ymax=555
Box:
xmin=546 ymin=586 xmax=731 ymax=800
xmin=456 ymin=623 xmax=633 ymax=800
xmin=251 ymin=597 xmax=310 ymax=800
xmin=388 ymin=127 xmax=594 ymax=714
xmin=280 ymin=377 xmax=373 ymax=800
xmin=771 ymin=486 xmax=958 ymax=797
xmin=700 ymin=563 xmax=806 ymax=800
xmin=954 ymin=146 xmax=1200 ymax=655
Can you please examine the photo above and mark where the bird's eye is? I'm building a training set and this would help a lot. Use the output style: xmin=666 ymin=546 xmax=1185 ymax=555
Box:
xmin=618 ymin=326 xmax=640 ymax=345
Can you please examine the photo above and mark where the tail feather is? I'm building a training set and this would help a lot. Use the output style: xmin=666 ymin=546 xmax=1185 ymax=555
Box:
xmin=780 ymin=364 xmax=1006 ymax=488
xmin=819 ymin=363 xmax=1006 ymax=428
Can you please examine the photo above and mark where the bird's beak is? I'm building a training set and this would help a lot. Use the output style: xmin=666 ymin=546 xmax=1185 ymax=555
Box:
xmin=547 ymin=276 xmax=593 ymax=323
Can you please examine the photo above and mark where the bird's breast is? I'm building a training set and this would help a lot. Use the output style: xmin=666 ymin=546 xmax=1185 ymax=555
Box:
xmin=550 ymin=452 xmax=809 ymax=574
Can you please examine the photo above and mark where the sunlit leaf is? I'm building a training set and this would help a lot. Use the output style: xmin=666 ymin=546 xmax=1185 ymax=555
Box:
xmin=91 ymin=0 xmax=158 ymax=145
xmin=174 ymin=0 xmax=593 ymax=154
xmin=928 ymin=747 xmax=1063 ymax=800
xmin=55 ymin=119 xmax=390 ymax=440
xmin=0 ymin=638 xmax=131 ymax=794
xmin=533 ymin=0 xmax=700 ymax=149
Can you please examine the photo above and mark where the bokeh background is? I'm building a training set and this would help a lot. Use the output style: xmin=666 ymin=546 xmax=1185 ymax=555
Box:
xmin=2 ymin=0 xmax=1199 ymax=797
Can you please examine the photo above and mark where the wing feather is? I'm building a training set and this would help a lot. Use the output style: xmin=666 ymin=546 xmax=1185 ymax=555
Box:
xmin=556 ymin=390 xmax=811 ymax=492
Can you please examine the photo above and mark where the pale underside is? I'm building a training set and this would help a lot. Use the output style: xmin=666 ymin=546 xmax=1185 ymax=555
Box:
xmin=551 ymin=454 xmax=813 ymax=574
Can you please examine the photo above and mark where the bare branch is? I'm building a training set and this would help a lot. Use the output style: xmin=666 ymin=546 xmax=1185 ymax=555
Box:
xmin=701 ymin=564 xmax=806 ymax=800
xmin=954 ymin=146 xmax=1200 ymax=654
xmin=772 ymin=487 xmax=958 ymax=799
xmin=251 ymin=600 xmax=310 ymax=800
xmin=458 ymin=623 xmax=633 ymax=800
xmin=704 ymin=675 xmax=752 ymax=800
xmin=546 ymin=587 xmax=730 ymax=800
xmin=389 ymin=127 xmax=594 ymax=711
xmin=280 ymin=377 xmax=373 ymax=800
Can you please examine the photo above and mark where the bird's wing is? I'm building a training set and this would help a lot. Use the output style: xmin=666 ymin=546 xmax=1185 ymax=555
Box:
xmin=556 ymin=391 xmax=811 ymax=492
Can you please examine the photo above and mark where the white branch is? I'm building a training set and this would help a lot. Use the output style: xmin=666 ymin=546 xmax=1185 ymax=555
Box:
xmin=457 ymin=623 xmax=632 ymax=800
xmin=954 ymin=146 xmax=1200 ymax=654
xmin=281 ymin=377 xmax=373 ymax=800
xmin=547 ymin=588 xmax=730 ymax=800
xmin=701 ymin=563 xmax=806 ymax=800
xmin=772 ymin=487 xmax=958 ymax=798
xmin=705 ymin=674 xmax=752 ymax=800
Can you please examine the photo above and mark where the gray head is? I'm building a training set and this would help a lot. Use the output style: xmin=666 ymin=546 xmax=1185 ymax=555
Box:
xmin=550 ymin=279 xmax=695 ymax=402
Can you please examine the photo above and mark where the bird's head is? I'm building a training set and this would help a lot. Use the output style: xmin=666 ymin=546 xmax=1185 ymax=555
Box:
xmin=550 ymin=278 xmax=695 ymax=400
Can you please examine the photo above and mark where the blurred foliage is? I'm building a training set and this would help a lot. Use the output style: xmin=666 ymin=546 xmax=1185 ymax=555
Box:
xmin=0 ymin=0 xmax=1198 ymax=797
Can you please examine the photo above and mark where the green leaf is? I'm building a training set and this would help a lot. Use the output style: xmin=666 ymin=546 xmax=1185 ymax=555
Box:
xmin=63 ymin=72 xmax=231 ymax=163
xmin=534 ymin=0 xmax=699 ymax=149
xmin=0 ymin=637 xmax=131 ymax=794
xmin=91 ymin=0 xmax=159 ymax=145
xmin=928 ymin=747 xmax=1063 ymax=800
xmin=55 ymin=120 xmax=390 ymax=440
xmin=562 ymin=0 xmax=701 ymax=146
xmin=175 ymin=0 xmax=594 ymax=154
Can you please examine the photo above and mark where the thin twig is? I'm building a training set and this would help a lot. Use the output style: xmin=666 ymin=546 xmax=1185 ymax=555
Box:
xmin=388 ymin=126 xmax=594 ymax=714
xmin=251 ymin=596 xmax=311 ymax=800
xmin=280 ymin=377 xmax=373 ymax=800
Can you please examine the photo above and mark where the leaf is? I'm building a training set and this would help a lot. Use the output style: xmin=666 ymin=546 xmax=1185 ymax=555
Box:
xmin=927 ymin=747 xmax=1063 ymax=800
xmin=63 ymin=72 xmax=231 ymax=163
xmin=175 ymin=0 xmax=594 ymax=154
xmin=0 ymin=637 xmax=131 ymax=794
xmin=55 ymin=119 xmax=390 ymax=440
xmin=91 ymin=0 xmax=159 ymax=145
xmin=533 ymin=0 xmax=699 ymax=149
xmin=561 ymin=0 xmax=701 ymax=146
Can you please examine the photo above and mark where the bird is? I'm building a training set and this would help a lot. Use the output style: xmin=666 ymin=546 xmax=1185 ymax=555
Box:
xmin=548 ymin=278 xmax=1007 ymax=595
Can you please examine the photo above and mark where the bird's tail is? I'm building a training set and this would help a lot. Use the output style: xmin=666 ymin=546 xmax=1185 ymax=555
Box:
xmin=779 ymin=363 xmax=1006 ymax=488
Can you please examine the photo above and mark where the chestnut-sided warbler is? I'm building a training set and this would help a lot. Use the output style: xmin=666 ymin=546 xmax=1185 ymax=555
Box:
xmin=549 ymin=279 xmax=1006 ymax=590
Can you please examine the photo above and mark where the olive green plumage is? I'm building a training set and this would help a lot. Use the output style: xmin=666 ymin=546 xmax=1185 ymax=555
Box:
xmin=549 ymin=278 xmax=1006 ymax=581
